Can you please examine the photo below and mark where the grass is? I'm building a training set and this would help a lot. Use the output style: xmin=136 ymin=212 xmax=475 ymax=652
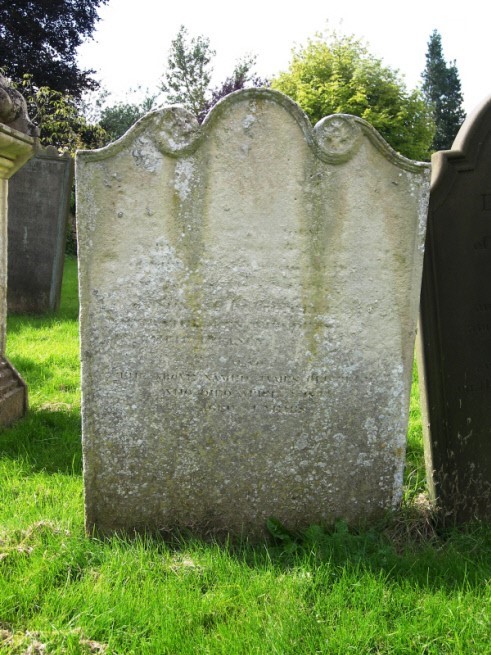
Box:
xmin=1 ymin=257 xmax=490 ymax=654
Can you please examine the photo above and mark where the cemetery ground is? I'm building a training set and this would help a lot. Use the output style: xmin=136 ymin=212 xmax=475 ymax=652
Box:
xmin=0 ymin=258 xmax=489 ymax=655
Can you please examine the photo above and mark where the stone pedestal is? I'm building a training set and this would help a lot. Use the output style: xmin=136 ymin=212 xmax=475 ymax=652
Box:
xmin=0 ymin=75 xmax=37 ymax=427
xmin=0 ymin=124 xmax=37 ymax=346
xmin=0 ymin=356 xmax=27 ymax=425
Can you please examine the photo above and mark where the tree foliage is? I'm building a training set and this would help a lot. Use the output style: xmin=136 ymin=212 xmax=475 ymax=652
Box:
xmin=161 ymin=27 xmax=267 ymax=123
xmin=98 ymin=95 xmax=156 ymax=143
xmin=422 ymin=30 xmax=466 ymax=151
xmin=0 ymin=0 xmax=107 ymax=97
xmin=271 ymin=32 xmax=434 ymax=161
xmin=18 ymin=75 xmax=107 ymax=153
xmin=160 ymin=25 xmax=215 ymax=121
xmin=199 ymin=55 xmax=269 ymax=121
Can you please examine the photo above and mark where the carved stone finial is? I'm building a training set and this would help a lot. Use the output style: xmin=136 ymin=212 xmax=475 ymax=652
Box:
xmin=0 ymin=74 xmax=39 ymax=137
xmin=314 ymin=115 xmax=363 ymax=163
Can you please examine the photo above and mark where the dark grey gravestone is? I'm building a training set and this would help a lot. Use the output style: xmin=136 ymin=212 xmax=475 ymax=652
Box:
xmin=418 ymin=96 xmax=491 ymax=522
xmin=7 ymin=146 xmax=73 ymax=314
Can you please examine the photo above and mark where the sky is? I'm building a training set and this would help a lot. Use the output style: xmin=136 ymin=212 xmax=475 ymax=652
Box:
xmin=77 ymin=0 xmax=489 ymax=114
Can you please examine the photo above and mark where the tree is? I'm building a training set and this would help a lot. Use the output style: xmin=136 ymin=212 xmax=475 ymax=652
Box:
xmin=160 ymin=27 xmax=268 ymax=123
xmin=422 ymin=30 xmax=466 ymax=151
xmin=78 ymin=86 xmax=157 ymax=144
xmin=271 ymin=31 xmax=435 ymax=161
xmin=0 ymin=0 xmax=107 ymax=98
xmin=199 ymin=55 xmax=269 ymax=122
xmin=18 ymin=75 xmax=107 ymax=153
xmin=160 ymin=25 xmax=215 ymax=121
xmin=98 ymin=95 xmax=156 ymax=143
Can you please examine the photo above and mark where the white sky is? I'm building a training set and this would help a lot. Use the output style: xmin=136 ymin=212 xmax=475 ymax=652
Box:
xmin=77 ymin=0 xmax=489 ymax=114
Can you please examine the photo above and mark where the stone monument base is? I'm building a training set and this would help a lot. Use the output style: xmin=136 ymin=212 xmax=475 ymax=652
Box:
xmin=0 ymin=356 xmax=27 ymax=427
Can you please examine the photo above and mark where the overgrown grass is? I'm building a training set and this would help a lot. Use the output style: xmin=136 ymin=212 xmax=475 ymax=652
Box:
xmin=1 ymin=257 xmax=490 ymax=654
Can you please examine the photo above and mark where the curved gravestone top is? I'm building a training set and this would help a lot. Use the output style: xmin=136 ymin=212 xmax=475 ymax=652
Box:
xmin=34 ymin=144 xmax=71 ymax=160
xmin=430 ymin=96 xmax=491 ymax=204
xmin=81 ymin=88 xmax=428 ymax=173
xmin=76 ymin=88 xmax=430 ymax=539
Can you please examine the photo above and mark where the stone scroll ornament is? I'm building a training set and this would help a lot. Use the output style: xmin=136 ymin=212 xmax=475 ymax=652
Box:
xmin=76 ymin=89 xmax=430 ymax=538
xmin=0 ymin=73 xmax=38 ymax=138
xmin=418 ymin=96 xmax=491 ymax=522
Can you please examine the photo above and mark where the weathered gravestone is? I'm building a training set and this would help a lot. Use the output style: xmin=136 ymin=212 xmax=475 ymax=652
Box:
xmin=7 ymin=146 xmax=73 ymax=314
xmin=418 ymin=97 xmax=491 ymax=522
xmin=76 ymin=89 xmax=430 ymax=538
xmin=0 ymin=73 xmax=37 ymax=427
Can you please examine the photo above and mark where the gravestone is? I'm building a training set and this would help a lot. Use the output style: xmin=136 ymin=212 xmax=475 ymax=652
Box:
xmin=0 ymin=73 xmax=37 ymax=427
xmin=76 ymin=89 xmax=430 ymax=538
xmin=7 ymin=146 xmax=73 ymax=313
xmin=418 ymin=96 xmax=491 ymax=522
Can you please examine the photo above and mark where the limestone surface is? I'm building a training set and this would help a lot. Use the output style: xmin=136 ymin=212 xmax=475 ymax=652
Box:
xmin=77 ymin=89 xmax=430 ymax=538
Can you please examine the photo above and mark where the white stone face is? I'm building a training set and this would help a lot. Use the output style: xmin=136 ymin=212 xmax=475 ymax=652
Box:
xmin=76 ymin=89 xmax=430 ymax=538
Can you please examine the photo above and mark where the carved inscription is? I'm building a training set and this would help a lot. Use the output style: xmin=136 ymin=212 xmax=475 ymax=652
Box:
xmin=473 ymin=235 xmax=491 ymax=250
xmin=467 ymin=323 xmax=491 ymax=335
xmin=475 ymin=302 xmax=491 ymax=312
xmin=456 ymin=377 xmax=491 ymax=396
xmin=112 ymin=369 xmax=329 ymax=415
xmin=482 ymin=193 xmax=491 ymax=210
xmin=466 ymin=303 xmax=491 ymax=340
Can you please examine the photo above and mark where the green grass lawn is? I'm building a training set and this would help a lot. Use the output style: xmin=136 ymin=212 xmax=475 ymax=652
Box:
xmin=1 ymin=257 xmax=490 ymax=654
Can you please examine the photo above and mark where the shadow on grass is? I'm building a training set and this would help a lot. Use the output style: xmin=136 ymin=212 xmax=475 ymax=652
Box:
xmin=88 ymin=517 xmax=491 ymax=595
xmin=6 ymin=313 xmax=79 ymax=335
xmin=6 ymin=354 xmax=80 ymax=393
xmin=0 ymin=407 xmax=82 ymax=474
xmin=275 ymin=519 xmax=490 ymax=591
